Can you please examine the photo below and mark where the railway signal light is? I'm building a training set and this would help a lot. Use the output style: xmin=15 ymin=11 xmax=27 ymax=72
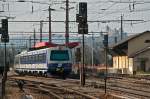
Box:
xmin=77 ymin=2 xmax=88 ymax=34
xmin=103 ymin=34 xmax=108 ymax=47
xmin=78 ymin=23 xmax=88 ymax=34
xmin=102 ymin=34 xmax=108 ymax=93
xmin=76 ymin=2 xmax=88 ymax=86
xmin=0 ymin=28 xmax=2 ymax=34
xmin=0 ymin=19 xmax=9 ymax=42
xmin=76 ymin=14 xmax=80 ymax=22
xmin=79 ymin=2 xmax=87 ymax=23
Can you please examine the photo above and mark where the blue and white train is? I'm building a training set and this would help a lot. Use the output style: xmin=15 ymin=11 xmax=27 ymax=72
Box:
xmin=14 ymin=46 xmax=72 ymax=78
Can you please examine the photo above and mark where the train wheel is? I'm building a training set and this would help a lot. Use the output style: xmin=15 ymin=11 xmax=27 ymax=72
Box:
xmin=29 ymin=71 xmax=31 ymax=76
xmin=21 ymin=71 xmax=24 ymax=76
xmin=39 ymin=71 xmax=42 ymax=76
xmin=33 ymin=71 xmax=35 ymax=76
xmin=22 ymin=71 xmax=25 ymax=76
xmin=44 ymin=73 xmax=47 ymax=78
xmin=34 ymin=71 xmax=38 ymax=77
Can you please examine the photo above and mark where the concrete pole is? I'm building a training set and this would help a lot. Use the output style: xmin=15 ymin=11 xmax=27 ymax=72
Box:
xmin=65 ymin=0 xmax=69 ymax=44
xmin=40 ymin=20 xmax=43 ymax=42
xmin=49 ymin=6 xmax=52 ymax=43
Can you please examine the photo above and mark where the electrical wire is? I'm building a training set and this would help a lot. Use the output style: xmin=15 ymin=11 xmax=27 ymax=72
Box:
xmin=1 ymin=0 xmax=150 ymax=37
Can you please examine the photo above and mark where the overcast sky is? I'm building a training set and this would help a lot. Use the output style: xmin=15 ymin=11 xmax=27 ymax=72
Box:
xmin=0 ymin=0 xmax=150 ymax=38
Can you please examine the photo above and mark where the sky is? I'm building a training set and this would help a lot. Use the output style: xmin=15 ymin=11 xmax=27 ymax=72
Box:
xmin=0 ymin=0 xmax=150 ymax=43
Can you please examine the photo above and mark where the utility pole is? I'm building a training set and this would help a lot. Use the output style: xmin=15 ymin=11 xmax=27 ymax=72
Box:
xmin=65 ymin=0 xmax=69 ymax=44
xmin=81 ymin=33 xmax=85 ymax=86
xmin=114 ymin=36 xmax=117 ymax=43
xmin=103 ymin=34 xmax=108 ymax=94
xmin=33 ymin=28 xmax=36 ymax=46
xmin=91 ymin=31 xmax=94 ymax=68
xmin=48 ymin=6 xmax=55 ymax=43
xmin=2 ymin=42 xmax=7 ymax=99
xmin=0 ymin=19 xmax=9 ymax=99
xmin=49 ymin=6 xmax=51 ymax=43
xmin=40 ymin=20 xmax=43 ymax=42
xmin=104 ymin=43 xmax=108 ymax=94
xmin=77 ymin=2 xmax=88 ymax=86
xmin=104 ymin=42 xmax=108 ymax=94
xmin=121 ymin=15 xmax=123 ymax=40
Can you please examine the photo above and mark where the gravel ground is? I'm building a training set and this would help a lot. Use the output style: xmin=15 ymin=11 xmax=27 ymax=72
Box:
xmin=5 ymin=81 xmax=50 ymax=99
xmin=5 ymin=80 xmax=123 ymax=99
xmin=6 ymin=71 xmax=133 ymax=99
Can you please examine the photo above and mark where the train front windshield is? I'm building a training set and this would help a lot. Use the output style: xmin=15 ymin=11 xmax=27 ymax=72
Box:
xmin=50 ymin=50 xmax=69 ymax=61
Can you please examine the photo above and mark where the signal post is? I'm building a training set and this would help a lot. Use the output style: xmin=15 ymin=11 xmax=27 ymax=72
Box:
xmin=76 ymin=2 xmax=88 ymax=86
xmin=0 ymin=19 xmax=9 ymax=99
xmin=103 ymin=34 xmax=108 ymax=94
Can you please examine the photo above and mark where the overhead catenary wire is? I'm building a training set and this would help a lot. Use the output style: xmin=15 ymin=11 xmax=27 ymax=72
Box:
xmin=1 ymin=0 xmax=150 ymax=38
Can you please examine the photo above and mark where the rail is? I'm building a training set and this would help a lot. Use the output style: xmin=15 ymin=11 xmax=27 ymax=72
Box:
xmin=9 ymin=77 xmax=98 ymax=99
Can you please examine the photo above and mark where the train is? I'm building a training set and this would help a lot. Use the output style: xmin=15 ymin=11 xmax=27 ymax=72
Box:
xmin=14 ymin=44 xmax=72 ymax=78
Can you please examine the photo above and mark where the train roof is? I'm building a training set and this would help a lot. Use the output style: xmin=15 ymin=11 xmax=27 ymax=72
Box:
xmin=31 ymin=42 xmax=80 ymax=50
xmin=16 ymin=42 xmax=80 ymax=56
xmin=18 ymin=46 xmax=72 ymax=56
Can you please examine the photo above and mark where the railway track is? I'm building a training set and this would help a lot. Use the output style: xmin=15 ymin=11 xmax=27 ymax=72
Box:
xmin=8 ymin=75 xmax=150 ymax=99
xmin=108 ymin=85 xmax=150 ymax=99
xmin=26 ymin=82 xmax=97 ymax=99
xmin=8 ymin=76 xmax=98 ymax=99
xmin=87 ymin=77 xmax=150 ymax=99
xmin=38 ymin=84 xmax=97 ymax=99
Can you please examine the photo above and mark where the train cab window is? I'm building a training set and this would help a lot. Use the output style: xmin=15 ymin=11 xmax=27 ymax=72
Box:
xmin=50 ymin=50 xmax=69 ymax=61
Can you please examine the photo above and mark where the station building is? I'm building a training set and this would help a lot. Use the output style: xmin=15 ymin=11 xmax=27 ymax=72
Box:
xmin=111 ymin=31 xmax=150 ymax=74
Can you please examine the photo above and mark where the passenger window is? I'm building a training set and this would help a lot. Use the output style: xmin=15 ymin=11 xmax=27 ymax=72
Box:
xmin=35 ymin=54 xmax=38 ymax=62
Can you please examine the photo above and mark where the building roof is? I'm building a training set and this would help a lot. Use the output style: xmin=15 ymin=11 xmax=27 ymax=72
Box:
xmin=111 ymin=31 xmax=150 ymax=48
xmin=129 ymin=46 xmax=150 ymax=57
xmin=110 ymin=31 xmax=150 ymax=56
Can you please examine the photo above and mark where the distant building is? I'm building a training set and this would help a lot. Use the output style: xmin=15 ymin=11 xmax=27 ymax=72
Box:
xmin=106 ymin=26 xmax=128 ymax=45
xmin=110 ymin=31 xmax=150 ymax=74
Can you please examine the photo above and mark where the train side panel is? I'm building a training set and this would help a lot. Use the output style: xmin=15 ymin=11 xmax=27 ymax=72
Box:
xmin=14 ymin=47 xmax=72 ymax=77
xmin=14 ymin=49 xmax=48 ymax=75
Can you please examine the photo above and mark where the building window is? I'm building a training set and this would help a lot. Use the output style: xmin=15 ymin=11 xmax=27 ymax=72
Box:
xmin=145 ymin=40 xmax=150 ymax=43
xmin=140 ymin=60 xmax=146 ymax=72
